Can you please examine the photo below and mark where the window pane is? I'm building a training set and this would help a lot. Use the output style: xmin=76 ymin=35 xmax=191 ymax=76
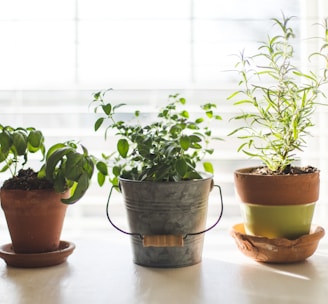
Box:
xmin=1 ymin=0 xmax=327 ymax=233
xmin=78 ymin=19 xmax=191 ymax=85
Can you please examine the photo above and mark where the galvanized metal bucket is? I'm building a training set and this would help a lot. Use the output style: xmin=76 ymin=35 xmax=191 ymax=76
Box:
xmin=106 ymin=174 xmax=224 ymax=268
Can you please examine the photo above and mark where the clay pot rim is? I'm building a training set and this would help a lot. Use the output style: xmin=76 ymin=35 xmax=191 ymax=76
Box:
xmin=240 ymin=201 xmax=316 ymax=207
xmin=234 ymin=166 xmax=320 ymax=205
xmin=0 ymin=188 xmax=67 ymax=193
xmin=234 ymin=166 xmax=320 ymax=177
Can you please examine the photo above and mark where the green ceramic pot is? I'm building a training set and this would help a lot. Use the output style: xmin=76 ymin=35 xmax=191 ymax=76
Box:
xmin=240 ymin=202 xmax=316 ymax=239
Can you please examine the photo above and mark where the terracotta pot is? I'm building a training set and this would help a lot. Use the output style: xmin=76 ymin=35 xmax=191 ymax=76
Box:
xmin=234 ymin=167 xmax=320 ymax=239
xmin=234 ymin=167 xmax=319 ymax=205
xmin=0 ymin=189 xmax=69 ymax=253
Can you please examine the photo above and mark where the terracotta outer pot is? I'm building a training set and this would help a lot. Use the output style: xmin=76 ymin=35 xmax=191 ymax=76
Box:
xmin=234 ymin=167 xmax=320 ymax=205
xmin=0 ymin=189 xmax=69 ymax=253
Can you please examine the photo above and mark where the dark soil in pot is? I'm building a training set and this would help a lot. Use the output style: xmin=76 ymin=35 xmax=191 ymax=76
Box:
xmin=1 ymin=168 xmax=54 ymax=190
xmin=249 ymin=165 xmax=318 ymax=176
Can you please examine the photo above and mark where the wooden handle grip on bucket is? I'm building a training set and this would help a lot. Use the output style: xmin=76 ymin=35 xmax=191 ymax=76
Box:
xmin=143 ymin=235 xmax=184 ymax=247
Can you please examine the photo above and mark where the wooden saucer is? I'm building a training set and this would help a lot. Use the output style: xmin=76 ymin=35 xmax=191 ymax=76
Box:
xmin=230 ymin=223 xmax=325 ymax=263
xmin=0 ymin=240 xmax=75 ymax=268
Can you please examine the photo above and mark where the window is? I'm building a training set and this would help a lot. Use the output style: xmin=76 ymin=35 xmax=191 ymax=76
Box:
xmin=0 ymin=0 xmax=327 ymax=234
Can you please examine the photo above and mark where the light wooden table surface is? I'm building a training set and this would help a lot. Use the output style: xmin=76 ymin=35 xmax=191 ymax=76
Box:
xmin=1 ymin=223 xmax=328 ymax=304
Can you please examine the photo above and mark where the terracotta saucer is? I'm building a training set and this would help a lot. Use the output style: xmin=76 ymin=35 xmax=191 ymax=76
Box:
xmin=0 ymin=240 xmax=75 ymax=268
xmin=230 ymin=223 xmax=325 ymax=263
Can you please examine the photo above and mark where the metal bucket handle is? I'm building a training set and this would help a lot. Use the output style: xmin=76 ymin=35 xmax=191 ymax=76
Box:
xmin=106 ymin=183 xmax=224 ymax=247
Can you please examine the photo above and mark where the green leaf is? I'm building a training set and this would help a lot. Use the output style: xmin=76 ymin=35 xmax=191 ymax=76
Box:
xmin=64 ymin=151 xmax=84 ymax=181
xmin=97 ymin=171 xmax=106 ymax=186
xmin=113 ymin=103 xmax=126 ymax=111
xmin=227 ymin=91 xmax=241 ymax=100
xmin=190 ymin=142 xmax=202 ymax=149
xmin=203 ymin=162 xmax=214 ymax=174
xmin=96 ymin=161 xmax=108 ymax=176
xmin=117 ymin=138 xmax=129 ymax=158
xmin=52 ymin=170 xmax=67 ymax=193
xmin=61 ymin=173 xmax=90 ymax=205
xmin=206 ymin=110 xmax=213 ymax=118
xmin=179 ymin=97 xmax=186 ymax=104
xmin=180 ymin=135 xmax=190 ymax=150
xmin=187 ymin=122 xmax=199 ymax=130
xmin=111 ymin=176 xmax=119 ymax=187
xmin=0 ymin=160 xmax=10 ymax=172
xmin=189 ymin=135 xmax=202 ymax=143
xmin=27 ymin=130 xmax=43 ymax=149
xmin=184 ymin=171 xmax=202 ymax=180
xmin=45 ymin=147 xmax=71 ymax=180
xmin=37 ymin=164 xmax=46 ymax=178
xmin=0 ymin=130 xmax=12 ymax=154
xmin=180 ymin=110 xmax=189 ymax=118
xmin=176 ymin=158 xmax=187 ymax=177
xmin=45 ymin=143 xmax=67 ymax=159
xmin=95 ymin=117 xmax=105 ymax=131
xmin=102 ymin=104 xmax=112 ymax=115
xmin=13 ymin=132 xmax=27 ymax=156
xmin=112 ymin=165 xmax=121 ymax=177
xmin=93 ymin=91 xmax=101 ymax=101
xmin=84 ymin=156 xmax=95 ymax=178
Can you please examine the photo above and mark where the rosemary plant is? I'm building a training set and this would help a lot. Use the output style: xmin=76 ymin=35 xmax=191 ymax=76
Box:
xmin=228 ymin=15 xmax=328 ymax=174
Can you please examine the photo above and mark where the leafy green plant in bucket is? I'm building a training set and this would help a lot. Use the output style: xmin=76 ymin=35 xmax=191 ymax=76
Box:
xmin=228 ymin=15 xmax=328 ymax=174
xmin=92 ymin=92 xmax=222 ymax=186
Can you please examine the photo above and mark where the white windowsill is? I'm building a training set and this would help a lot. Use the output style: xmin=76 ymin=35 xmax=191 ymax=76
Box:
xmin=1 ymin=216 xmax=328 ymax=304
